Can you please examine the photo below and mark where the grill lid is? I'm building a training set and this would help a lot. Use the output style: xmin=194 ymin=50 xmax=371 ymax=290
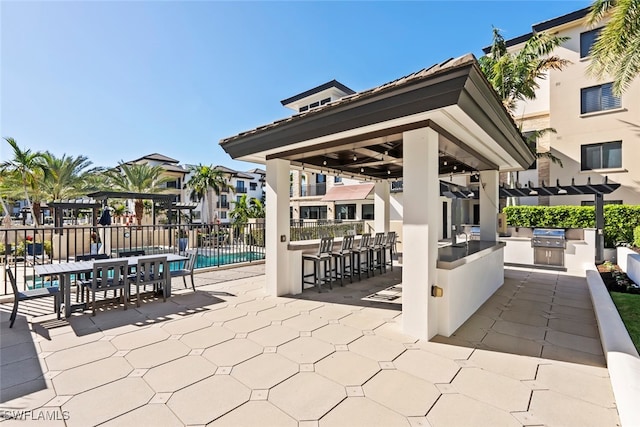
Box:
xmin=532 ymin=228 xmax=565 ymax=238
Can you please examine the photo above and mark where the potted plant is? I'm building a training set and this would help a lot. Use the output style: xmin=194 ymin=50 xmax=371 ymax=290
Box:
xmin=25 ymin=235 xmax=44 ymax=256
xmin=90 ymin=231 xmax=102 ymax=254
xmin=176 ymin=228 xmax=189 ymax=251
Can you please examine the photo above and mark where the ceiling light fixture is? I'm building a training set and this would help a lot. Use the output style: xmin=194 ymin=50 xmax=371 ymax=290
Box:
xmin=384 ymin=150 xmax=388 ymax=156
xmin=360 ymin=168 xmax=364 ymax=173
xmin=443 ymin=161 xmax=448 ymax=166
xmin=323 ymin=160 xmax=327 ymax=166
xmin=353 ymin=155 xmax=357 ymax=161
xmin=387 ymin=170 xmax=391 ymax=175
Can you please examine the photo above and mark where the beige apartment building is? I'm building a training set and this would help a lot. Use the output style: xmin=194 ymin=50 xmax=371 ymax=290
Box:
xmin=492 ymin=7 xmax=640 ymax=206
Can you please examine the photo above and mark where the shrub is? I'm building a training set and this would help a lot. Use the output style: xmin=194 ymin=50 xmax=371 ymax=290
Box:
xmin=503 ymin=205 xmax=640 ymax=247
xmin=634 ymin=226 xmax=640 ymax=248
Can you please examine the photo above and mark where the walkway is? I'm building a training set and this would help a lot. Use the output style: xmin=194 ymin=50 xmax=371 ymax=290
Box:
xmin=0 ymin=265 xmax=619 ymax=426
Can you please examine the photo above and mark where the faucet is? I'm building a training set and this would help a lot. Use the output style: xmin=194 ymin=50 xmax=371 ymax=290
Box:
xmin=457 ymin=232 xmax=470 ymax=247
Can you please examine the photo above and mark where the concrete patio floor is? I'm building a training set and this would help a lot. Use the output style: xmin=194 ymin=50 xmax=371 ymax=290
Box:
xmin=1 ymin=264 xmax=620 ymax=426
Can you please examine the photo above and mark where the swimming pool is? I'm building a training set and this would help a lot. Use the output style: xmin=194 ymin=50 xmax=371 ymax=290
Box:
xmin=195 ymin=251 xmax=264 ymax=269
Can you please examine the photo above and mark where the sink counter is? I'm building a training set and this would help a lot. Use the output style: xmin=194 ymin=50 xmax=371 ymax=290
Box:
xmin=437 ymin=240 xmax=506 ymax=270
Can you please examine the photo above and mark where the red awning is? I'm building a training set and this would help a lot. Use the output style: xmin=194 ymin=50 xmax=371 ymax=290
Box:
xmin=321 ymin=183 xmax=375 ymax=202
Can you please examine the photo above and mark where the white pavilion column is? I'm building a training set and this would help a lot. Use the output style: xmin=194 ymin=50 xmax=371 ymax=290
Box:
xmin=479 ymin=170 xmax=499 ymax=241
xmin=266 ymin=158 xmax=291 ymax=296
xmin=402 ymin=127 xmax=440 ymax=339
xmin=374 ymin=181 xmax=390 ymax=233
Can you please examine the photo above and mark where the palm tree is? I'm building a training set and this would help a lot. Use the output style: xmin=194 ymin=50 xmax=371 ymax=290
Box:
xmin=249 ymin=197 xmax=265 ymax=219
xmin=185 ymin=164 xmax=230 ymax=224
xmin=479 ymin=27 xmax=570 ymax=113
xmin=40 ymin=152 xmax=97 ymax=200
xmin=1 ymin=137 xmax=46 ymax=226
xmin=587 ymin=0 xmax=640 ymax=95
xmin=106 ymin=162 xmax=170 ymax=226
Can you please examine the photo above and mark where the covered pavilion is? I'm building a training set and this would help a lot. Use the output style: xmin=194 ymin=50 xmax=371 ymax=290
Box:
xmin=220 ymin=54 xmax=536 ymax=339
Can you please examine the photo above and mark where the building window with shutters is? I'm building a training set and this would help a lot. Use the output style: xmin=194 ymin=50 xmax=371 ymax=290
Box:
xmin=580 ymin=28 xmax=601 ymax=58
xmin=581 ymin=141 xmax=622 ymax=170
xmin=580 ymin=83 xmax=621 ymax=114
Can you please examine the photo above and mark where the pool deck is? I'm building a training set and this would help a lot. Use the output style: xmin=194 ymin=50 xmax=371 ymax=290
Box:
xmin=0 ymin=264 xmax=620 ymax=426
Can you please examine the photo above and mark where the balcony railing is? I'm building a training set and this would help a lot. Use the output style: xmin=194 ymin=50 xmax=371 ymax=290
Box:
xmin=217 ymin=201 xmax=229 ymax=208
xmin=235 ymin=186 xmax=247 ymax=194
xmin=299 ymin=183 xmax=327 ymax=197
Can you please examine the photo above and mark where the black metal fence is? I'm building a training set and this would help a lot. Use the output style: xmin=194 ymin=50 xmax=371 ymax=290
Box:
xmin=1 ymin=222 xmax=265 ymax=294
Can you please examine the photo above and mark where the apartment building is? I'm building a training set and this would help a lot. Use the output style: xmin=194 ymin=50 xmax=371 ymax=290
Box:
xmin=488 ymin=7 xmax=640 ymax=206
xmin=282 ymin=80 xmax=375 ymax=221
xmin=126 ymin=153 xmax=188 ymax=204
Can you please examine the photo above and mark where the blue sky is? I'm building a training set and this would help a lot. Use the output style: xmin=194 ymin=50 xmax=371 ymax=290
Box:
xmin=2 ymin=1 xmax=591 ymax=171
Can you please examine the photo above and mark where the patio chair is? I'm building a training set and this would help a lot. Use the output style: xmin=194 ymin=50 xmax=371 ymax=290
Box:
xmin=302 ymin=237 xmax=334 ymax=292
xmin=368 ymin=232 xmax=387 ymax=275
xmin=74 ymin=254 xmax=110 ymax=302
xmin=352 ymin=233 xmax=371 ymax=281
xmin=331 ymin=235 xmax=354 ymax=286
xmin=383 ymin=231 xmax=397 ymax=272
xmin=131 ymin=256 xmax=169 ymax=307
xmin=6 ymin=265 xmax=60 ymax=328
xmin=170 ymin=249 xmax=198 ymax=292
xmin=81 ymin=259 xmax=130 ymax=316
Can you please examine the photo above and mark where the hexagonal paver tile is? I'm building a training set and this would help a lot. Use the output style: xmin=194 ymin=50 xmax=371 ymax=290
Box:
xmin=39 ymin=331 xmax=104 ymax=353
xmin=528 ymin=390 xmax=618 ymax=427
xmin=316 ymin=351 xmax=380 ymax=386
xmin=168 ymin=375 xmax=250 ymax=425
xmin=270 ymin=372 xmax=346 ymax=420
xmin=161 ymin=315 xmax=213 ymax=335
xmin=348 ymin=335 xmax=406 ymax=362
xmin=201 ymin=306 xmax=247 ymax=322
xmin=534 ymin=364 xmax=616 ymax=407
xmin=180 ymin=325 xmax=235 ymax=349
xmin=452 ymin=368 xmax=531 ymax=411
xmin=282 ymin=313 xmax=329 ymax=332
xmin=203 ymin=339 xmax=263 ymax=367
xmin=236 ymin=299 xmax=277 ymax=313
xmin=232 ymin=353 xmax=298 ymax=389
xmin=313 ymin=324 xmax=363 ymax=345
xmin=248 ymin=325 xmax=299 ymax=347
xmin=125 ymin=339 xmax=191 ymax=369
xmin=427 ymin=393 xmax=521 ymax=427
xmin=111 ymin=327 xmax=170 ymax=351
xmin=45 ymin=340 xmax=117 ymax=371
xmin=278 ymin=337 xmax=334 ymax=364
xmin=311 ymin=304 xmax=355 ymax=321
xmin=468 ymin=349 xmax=539 ymax=381
xmin=212 ymin=401 xmax=297 ymax=427
xmin=363 ymin=370 xmax=439 ymax=416
xmin=224 ymin=316 xmax=271 ymax=334
xmin=100 ymin=403 xmax=183 ymax=427
xmin=394 ymin=349 xmax=461 ymax=384
xmin=339 ymin=313 xmax=386 ymax=330
xmin=53 ymin=357 xmax=133 ymax=395
xmin=285 ymin=299 xmax=324 ymax=312
xmin=144 ymin=356 xmax=217 ymax=392
xmin=320 ymin=397 xmax=411 ymax=427
xmin=62 ymin=378 xmax=154 ymax=427
xmin=256 ymin=306 xmax=300 ymax=322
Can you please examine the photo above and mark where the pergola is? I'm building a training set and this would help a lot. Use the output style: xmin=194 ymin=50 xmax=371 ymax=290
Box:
xmin=220 ymin=54 xmax=535 ymax=339
xmin=87 ymin=191 xmax=177 ymax=225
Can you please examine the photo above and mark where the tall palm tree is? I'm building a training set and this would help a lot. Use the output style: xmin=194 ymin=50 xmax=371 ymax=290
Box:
xmin=106 ymin=162 xmax=170 ymax=226
xmin=587 ymin=0 xmax=640 ymax=95
xmin=185 ymin=164 xmax=230 ymax=224
xmin=479 ymin=28 xmax=570 ymax=113
xmin=40 ymin=152 xmax=97 ymax=200
xmin=1 ymin=137 xmax=46 ymax=226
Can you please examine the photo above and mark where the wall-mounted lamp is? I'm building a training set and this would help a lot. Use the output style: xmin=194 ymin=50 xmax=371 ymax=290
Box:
xmin=431 ymin=285 xmax=443 ymax=298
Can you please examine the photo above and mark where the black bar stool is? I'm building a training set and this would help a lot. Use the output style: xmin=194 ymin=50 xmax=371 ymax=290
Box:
xmin=383 ymin=231 xmax=396 ymax=272
xmin=302 ymin=237 xmax=334 ymax=292
xmin=369 ymin=232 xmax=386 ymax=275
xmin=331 ymin=235 xmax=354 ymax=286
xmin=351 ymin=233 xmax=371 ymax=281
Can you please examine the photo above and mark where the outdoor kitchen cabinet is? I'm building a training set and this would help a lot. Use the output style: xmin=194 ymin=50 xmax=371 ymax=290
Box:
xmin=534 ymin=247 xmax=564 ymax=266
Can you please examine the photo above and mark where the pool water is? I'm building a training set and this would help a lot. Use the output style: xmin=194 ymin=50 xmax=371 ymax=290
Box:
xmin=195 ymin=251 xmax=264 ymax=269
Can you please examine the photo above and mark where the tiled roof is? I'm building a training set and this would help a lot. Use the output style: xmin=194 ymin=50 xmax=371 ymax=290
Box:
xmin=220 ymin=54 xmax=476 ymax=146
xmin=280 ymin=79 xmax=355 ymax=106
xmin=128 ymin=153 xmax=180 ymax=164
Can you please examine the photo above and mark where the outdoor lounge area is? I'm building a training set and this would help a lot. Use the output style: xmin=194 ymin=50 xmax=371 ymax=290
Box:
xmin=0 ymin=264 xmax=620 ymax=426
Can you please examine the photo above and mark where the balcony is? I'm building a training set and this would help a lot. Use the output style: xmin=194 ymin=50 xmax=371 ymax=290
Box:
xmin=235 ymin=186 xmax=247 ymax=194
xmin=216 ymin=201 xmax=229 ymax=209
xmin=299 ymin=183 xmax=327 ymax=197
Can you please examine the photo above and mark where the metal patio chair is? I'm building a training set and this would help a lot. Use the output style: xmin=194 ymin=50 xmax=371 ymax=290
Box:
xmin=170 ymin=249 xmax=198 ymax=292
xmin=331 ymin=235 xmax=355 ymax=286
xmin=6 ymin=265 xmax=60 ymax=328
xmin=352 ymin=233 xmax=371 ymax=281
xmin=81 ymin=259 xmax=130 ymax=316
xmin=302 ymin=237 xmax=334 ymax=292
xmin=131 ymin=256 xmax=169 ymax=307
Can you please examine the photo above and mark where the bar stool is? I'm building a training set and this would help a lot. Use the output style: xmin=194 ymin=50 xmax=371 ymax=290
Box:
xmin=383 ymin=231 xmax=396 ymax=272
xmin=302 ymin=237 xmax=334 ymax=292
xmin=351 ymin=233 xmax=371 ymax=281
xmin=331 ymin=235 xmax=355 ymax=286
xmin=369 ymin=232 xmax=386 ymax=275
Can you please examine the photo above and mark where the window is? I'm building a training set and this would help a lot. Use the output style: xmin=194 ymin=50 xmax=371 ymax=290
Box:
xmin=250 ymin=182 xmax=257 ymax=191
xmin=581 ymin=200 xmax=622 ymax=206
xmin=580 ymin=28 xmax=601 ymax=58
xmin=316 ymin=174 xmax=326 ymax=183
xmin=362 ymin=204 xmax=374 ymax=220
xmin=220 ymin=211 xmax=227 ymax=219
xmin=581 ymin=141 xmax=622 ymax=170
xmin=334 ymin=176 xmax=342 ymax=183
xmin=320 ymin=97 xmax=331 ymax=105
xmin=236 ymin=196 xmax=242 ymax=203
xmin=300 ymin=206 xmax=327 ymax=220
xmin=581 ymin=83 xmax=621 ymax=114
xmin=299 ymin=106 xmax=308 ymax=113
xmin=309 ymin=101 xmax=319 ymax=109
xmin=336 ymin=204 xmax=356 ymax=220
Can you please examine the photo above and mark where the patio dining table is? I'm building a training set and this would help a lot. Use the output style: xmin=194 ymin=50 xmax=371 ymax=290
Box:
xmin=34 ymin=253 xmax=189 ymax=318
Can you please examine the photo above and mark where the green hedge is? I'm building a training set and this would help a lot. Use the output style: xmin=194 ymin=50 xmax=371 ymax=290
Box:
xmin=290 ymin=223 xmax=364 ymax=241
xmin=634 ymin=226 xmax=640 ymax=248
xmin=503 ymin=205 xmax=640 ymax=247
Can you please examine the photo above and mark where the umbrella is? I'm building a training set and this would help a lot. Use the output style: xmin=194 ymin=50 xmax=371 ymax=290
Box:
xmin=98 ymin=207 xmax=112 ymax=226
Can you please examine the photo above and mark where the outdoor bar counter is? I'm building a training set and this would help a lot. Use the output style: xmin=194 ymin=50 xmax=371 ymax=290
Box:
xmin=436 ymin=240 xmax=506 ymax=337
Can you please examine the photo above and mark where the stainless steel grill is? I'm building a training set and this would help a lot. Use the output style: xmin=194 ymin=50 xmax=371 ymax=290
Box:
xmin=531 ymin=228 xmax=566 ymax=248
xmin=532 ymin=228 xmax=566 ymax=267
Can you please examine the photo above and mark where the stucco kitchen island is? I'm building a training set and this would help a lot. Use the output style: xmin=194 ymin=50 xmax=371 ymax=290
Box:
xmin=436 ymin=240 xmax=506 ymax=337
